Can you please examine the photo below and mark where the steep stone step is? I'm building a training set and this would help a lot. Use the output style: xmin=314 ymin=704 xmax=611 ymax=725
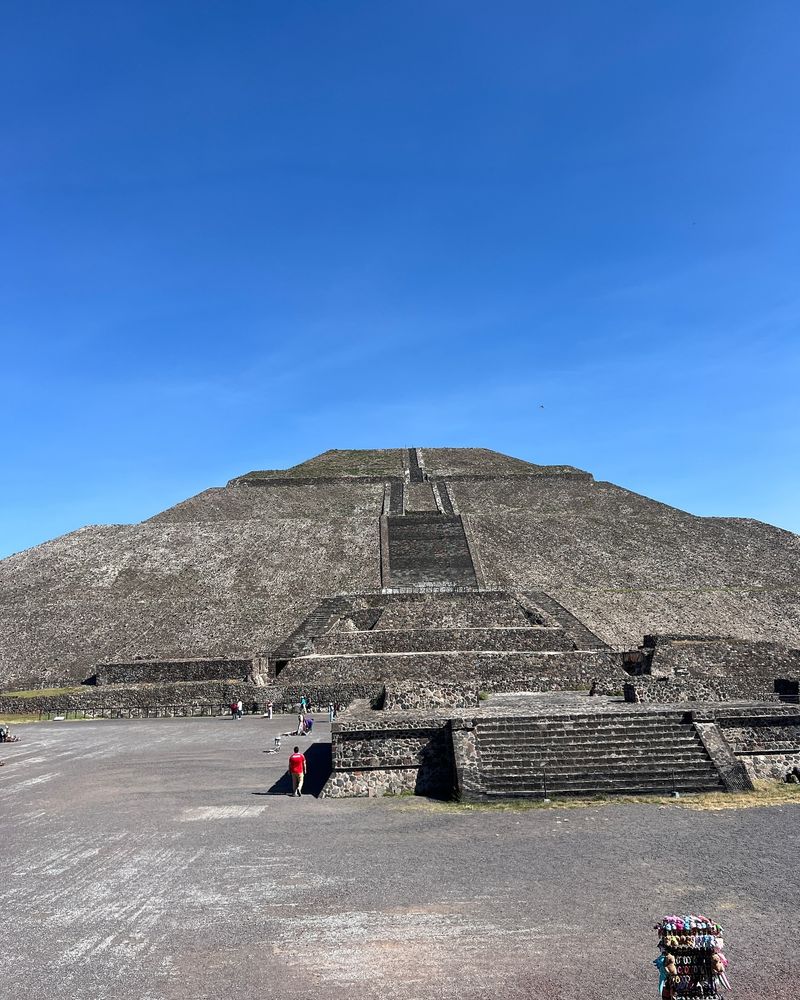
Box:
xmin=484 ymin=756 xmax=716 ymax=781
xmin=479 ymin=729 xmax=697 ymax=743
xmin=487 ymin=768 xmax=723 ymax=784
xmin=480 ymin=725 xmax=698 ymax=738
xmin=271 ymin=596 xmax=352 ymax=662
xmin=482 ymin=747 xmax=707 ymax=763
xmin=481 ymin=711 xmax=688 ymax=725
xmin=479 ymin=730 xmax=698 ymax=746
xmin=524 ymin=592 xmax=609 ymax=650
xmin=479 ymin=724 xmax=694 ymax=740
xmin=387 ymin=513 xmax=478 ymax=589
xmin=485 ymin=778 xmax=724 ymax=797
xmin=408 ymin=447 xmax=424 ymax=483
xmin=388 ymin=481 xmax=404 ymax=515
xmin=474 ymin=711 xmax=726 ymax=798
xmin=437 ymin=481 xmax=455 ymax=515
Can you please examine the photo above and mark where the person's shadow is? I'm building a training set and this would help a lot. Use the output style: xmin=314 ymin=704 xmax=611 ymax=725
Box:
xmin=256 ymin=742 xmax=332 ymax=798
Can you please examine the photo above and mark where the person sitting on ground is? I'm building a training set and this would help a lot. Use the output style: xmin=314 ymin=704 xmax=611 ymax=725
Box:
xmin=304 ymin=714 xmax=313 ymax=735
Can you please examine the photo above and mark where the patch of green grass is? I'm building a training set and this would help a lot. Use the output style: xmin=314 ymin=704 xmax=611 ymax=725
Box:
xmin=477 ymin=690 xmax=490 ymax=701
xmin=3 ymin=686 xmax=84 ymax=698
xmin=0 ymin=714 xmax=42 ymax=725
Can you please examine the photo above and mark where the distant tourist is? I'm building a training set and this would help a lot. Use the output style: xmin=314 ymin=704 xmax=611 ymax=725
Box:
xmin=296 ymin=712 xmax=305 ymax=735
xmin=328 ymin=702 xmax=335 ymax=722
xmin=304 ymin=714 xmax=314 ymax=735
xmin=288 ymin=745 xmax=307 ymax=796
xmin=230 ymin=700 xmax=238 ymax=720
xmin=236 ymin=699 xmax=243 ymax=719
xmin=300 ymin=694 xmax=308 ymax=712
xmin=0 ymin=725 xmax=19 ymax=743
xmin=250 ymin=700 xmax=258 ymax=715
xmin=266 ymin=701 xmax=273 ymax=719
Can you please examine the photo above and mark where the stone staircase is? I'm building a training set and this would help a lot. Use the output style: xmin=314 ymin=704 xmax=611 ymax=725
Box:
xmin=475 ymin=712 xmax=726 ymax=797
xmin=523 ymin=592 xmax=609 ymax=650
xmin=437 ymin=481 xmax=455 ymax=514
xmin=388 ymin=481 xmax=404 ymax=515
xmin=408 ymin=447 xmax=424 ymax=483
xmin=387 ymin=513 xmax=478 ymax=588
xmin=271 ymin=595 xmax=352 ymax=663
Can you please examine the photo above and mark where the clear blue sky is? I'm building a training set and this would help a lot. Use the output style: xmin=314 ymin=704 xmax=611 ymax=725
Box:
xmin=2 ymin=1 xmax=799 ymax=558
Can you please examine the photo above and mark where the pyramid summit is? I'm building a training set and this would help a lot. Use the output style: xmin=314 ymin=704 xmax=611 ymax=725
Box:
xmin=1 ymin=446 xmax=799 ymax=694
xmin=227 ymin=447 xmax=587 ymax=483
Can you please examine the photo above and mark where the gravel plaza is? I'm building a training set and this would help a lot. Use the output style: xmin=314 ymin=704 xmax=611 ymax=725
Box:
xmin=2 ymin=716 xmax=798 ymax=1000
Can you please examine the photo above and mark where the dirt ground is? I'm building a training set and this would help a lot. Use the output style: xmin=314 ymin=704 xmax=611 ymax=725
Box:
xmin=2 ymin=717 xmax=798 ymax=999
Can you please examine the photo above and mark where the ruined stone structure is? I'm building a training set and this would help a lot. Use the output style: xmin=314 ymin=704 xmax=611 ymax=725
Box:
xmin=2 ymin=447 xmax=799 ymax=796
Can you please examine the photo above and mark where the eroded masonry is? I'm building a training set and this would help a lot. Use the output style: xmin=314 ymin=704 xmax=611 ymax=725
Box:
xmin=2 ymin=447 xmax=800 ymax=797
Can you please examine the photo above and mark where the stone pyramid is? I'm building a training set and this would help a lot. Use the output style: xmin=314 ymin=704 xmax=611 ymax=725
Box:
xmin=1 ymin=447 xmax=799 ymax=690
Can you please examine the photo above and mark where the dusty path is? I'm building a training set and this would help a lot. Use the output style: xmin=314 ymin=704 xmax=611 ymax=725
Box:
xmin=2 ymin=718 xmax=797 ymax=999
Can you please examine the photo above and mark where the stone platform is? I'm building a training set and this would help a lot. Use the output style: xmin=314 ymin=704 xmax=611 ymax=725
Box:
xmin=326 ymin=692 xmax=800 ymax=799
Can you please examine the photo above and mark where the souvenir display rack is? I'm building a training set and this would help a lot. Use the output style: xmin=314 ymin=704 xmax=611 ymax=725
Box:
xmin=654 ymin=915 xmax=730 ymax=998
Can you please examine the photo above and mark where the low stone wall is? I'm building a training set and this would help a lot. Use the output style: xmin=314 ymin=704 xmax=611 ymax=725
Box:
xmin=281 ymin=650 xmax=627 ymax=694
xmin=0 ymin=680 xmax=376 ymax=716
xmin=623 ymin=676 xmax=777 ymax=703
xmin=278 ymin=682 xmax=384 ymax=711
xmin=94 ymin=657 xmax=262 ymax=686
xmin=738 ymin=752 xmax=800 ymax=781
xmin=0 ymin=680 xmax=267 ymax=716
xmin=324 ymin=707 xmax=456 ymax=798
xmin=720 ymin=719 xmax=800 ymax=752
xmin=710 ymin=712 xmax=800 ymax=782
xmin=642 ymin=635 xmax=800 ymax=684
xmin=383 ymin=680 xmax=478 ymax=711
xmin=313 ymin=626 xmax=574 ymax=655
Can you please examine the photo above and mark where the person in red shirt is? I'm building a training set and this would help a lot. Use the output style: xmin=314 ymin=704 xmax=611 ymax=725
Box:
xmin=288 ymin=746 xmax=307 ymax=797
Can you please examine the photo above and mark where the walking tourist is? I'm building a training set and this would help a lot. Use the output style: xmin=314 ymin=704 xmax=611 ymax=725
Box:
xmin=266 ymin=700 xmax=273 ymax=719
xmin=300 ymin=694 xmax=308 ymax=712
xmin=236 ymin=699 xmax=244 ymax=719
xmin=327 ymin=702 xmax=335 ymax=722
xmin=230 ymin=700 xmax=238 ymax=720
xmin=296 ymin=712 xmax=305 ymax=735
xmin=288 ymin=745 xmax=307 ymax=796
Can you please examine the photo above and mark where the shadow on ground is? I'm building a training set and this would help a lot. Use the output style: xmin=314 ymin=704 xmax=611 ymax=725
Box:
xmin=260 ymin=741 xmax=332 ymax=797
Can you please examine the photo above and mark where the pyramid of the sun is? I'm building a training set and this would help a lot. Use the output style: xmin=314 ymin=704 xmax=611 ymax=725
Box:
xmin=1 ymin=447 xmax=799 ymax=689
